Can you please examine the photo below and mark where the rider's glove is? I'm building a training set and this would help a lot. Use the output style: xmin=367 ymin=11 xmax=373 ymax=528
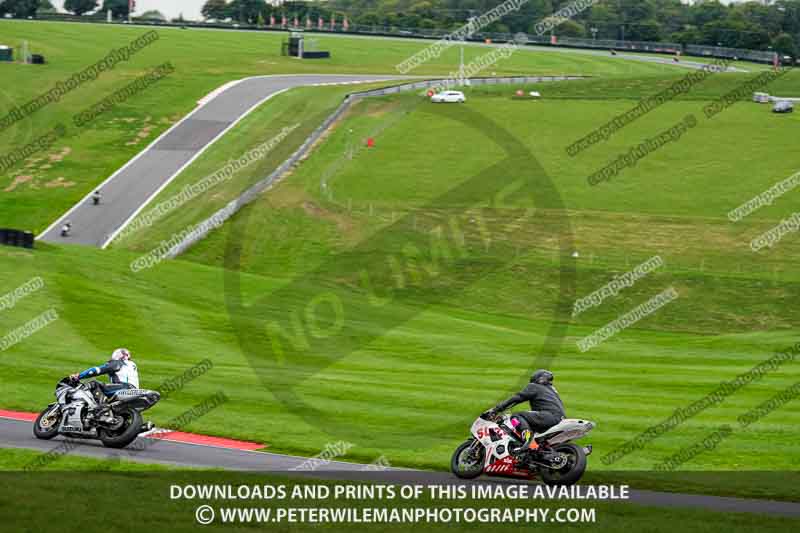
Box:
xmin=481 ymin=408 xmax=497 ymax=420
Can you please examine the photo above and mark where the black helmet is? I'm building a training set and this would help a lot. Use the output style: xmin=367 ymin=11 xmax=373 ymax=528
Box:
xmin=531 ymin=369 xmax=554 ymax=385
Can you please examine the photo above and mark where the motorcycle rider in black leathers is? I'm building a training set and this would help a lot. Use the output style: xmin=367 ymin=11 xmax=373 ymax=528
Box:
xmin=483 ymin=369 xmax=565 ymax=457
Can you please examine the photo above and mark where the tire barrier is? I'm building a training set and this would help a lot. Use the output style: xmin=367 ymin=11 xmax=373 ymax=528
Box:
xmin=0 ymin=228 xmax=35 ymax=249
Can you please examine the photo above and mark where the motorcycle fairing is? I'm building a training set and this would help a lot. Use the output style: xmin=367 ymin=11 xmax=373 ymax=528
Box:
xmin=534 ymin=419 xmax=595 ymax=446
xmin=108 ymin=388 xmax=161 ymax=410
xmin=471 ymin=415 xmax=529 ymax=476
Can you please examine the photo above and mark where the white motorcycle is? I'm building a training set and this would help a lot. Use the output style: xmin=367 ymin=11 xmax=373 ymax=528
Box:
xmin=33 ymin=377 xmax=160 ymax=449
xmin=451 ymin=411 xmax=595 ymax=485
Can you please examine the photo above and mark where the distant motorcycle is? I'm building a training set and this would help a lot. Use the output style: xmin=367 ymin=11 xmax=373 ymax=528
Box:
xmin=33 ymin=377 xmax=160 ymax=449
xmin=451 ymin=411 xmax=595 ymax=485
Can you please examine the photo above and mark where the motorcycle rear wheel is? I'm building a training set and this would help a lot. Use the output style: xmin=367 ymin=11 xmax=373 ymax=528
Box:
xmin=33 ymin=406 xmax=61 ymax=440
xmin=451 ymin=439 xmax=485 ymax=479
xmin=99 ymin=409 xmax=142 ymax=449
xmin=540 ymin=443 xmax=587 ymax=486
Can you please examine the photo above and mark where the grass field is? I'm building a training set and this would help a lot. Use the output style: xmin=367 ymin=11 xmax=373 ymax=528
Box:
xmin=110 ymin=81 xmax=396 ymax=250
xmin=1 ymin=21 xmax=798 ymax=497
xmin=0 ymin=20 xmax=676 ymax=233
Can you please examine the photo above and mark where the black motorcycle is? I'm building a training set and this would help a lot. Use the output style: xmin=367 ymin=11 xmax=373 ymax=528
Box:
xmin=33 ymin=377 xmax=160 ymax=449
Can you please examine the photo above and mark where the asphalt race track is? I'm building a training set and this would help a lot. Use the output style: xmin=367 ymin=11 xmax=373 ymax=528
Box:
xmin=1 ymin=417 xmax=798 ymax=517
xmin=37 ymin=74 xmax=411 ymax=247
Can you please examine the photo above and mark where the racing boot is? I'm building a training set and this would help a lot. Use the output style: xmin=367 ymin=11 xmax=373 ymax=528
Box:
xmin=510 ymin=429 xmax=538 ymax=458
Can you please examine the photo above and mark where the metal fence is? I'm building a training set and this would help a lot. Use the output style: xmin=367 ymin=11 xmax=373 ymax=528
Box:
xmin=28 ymin=13 xmax=779 ymax=64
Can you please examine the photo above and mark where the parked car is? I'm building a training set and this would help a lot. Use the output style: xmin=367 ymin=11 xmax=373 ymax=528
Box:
xmin=753 ymin=92 xmax=770 ymax=104
xmin=773 ymin=100 xmax=794 ymax=114
xmin=431 ymin=91 xmax=466 ymax=103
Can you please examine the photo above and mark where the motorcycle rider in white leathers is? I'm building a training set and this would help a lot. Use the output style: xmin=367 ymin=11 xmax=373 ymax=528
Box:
xmin=71 ymin=348 xmax=139 ymax=387
xmin=69 ymin=349 xmax=140 ymax=416
xmin=66 ymin=348 xmax=155 ymax=433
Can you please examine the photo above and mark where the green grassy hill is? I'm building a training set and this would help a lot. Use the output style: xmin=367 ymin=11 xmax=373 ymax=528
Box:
xmin=0 ymin=20 xmax=673 ymax=232
xmin=1 ymin=21 xmax=798 ymax=488
xmin=174 ymin=83 xmax=800 ymax=472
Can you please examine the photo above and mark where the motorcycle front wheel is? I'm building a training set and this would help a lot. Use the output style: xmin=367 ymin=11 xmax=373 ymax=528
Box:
xmin=99 ymin=408 xmax=142 ymax=449
xmin=540 ymin=443 xmax=587 ymax=486
xmin=33 ymin=406 xmax=61 ymax=440
xmin=451 ymin=439 xmax=485 ymax=479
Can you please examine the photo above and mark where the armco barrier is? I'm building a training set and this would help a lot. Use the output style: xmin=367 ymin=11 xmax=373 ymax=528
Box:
xmin=684 ymin=44 xmax=776 ymax=64
xmin=162 ymin=76 xmax=585 ymax=258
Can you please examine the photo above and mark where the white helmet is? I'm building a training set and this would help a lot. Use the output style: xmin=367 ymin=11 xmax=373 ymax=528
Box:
xmin=111 ymin=348 xmax=131 ymax=361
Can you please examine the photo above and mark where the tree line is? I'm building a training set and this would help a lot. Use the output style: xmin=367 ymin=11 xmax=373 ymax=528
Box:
xmin=0 ymin=1 xmax=135 ymax=19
